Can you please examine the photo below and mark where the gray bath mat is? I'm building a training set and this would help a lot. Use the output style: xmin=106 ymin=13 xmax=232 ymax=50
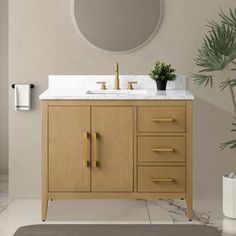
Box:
xmin=14 ymin=224 xmax=221 ymax=236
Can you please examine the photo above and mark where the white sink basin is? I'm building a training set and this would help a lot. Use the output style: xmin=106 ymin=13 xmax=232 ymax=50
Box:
xmin=86 ymin=89 xmax=148 ymax=95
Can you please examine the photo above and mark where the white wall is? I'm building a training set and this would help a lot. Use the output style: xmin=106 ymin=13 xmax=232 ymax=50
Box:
xmin=9 ymin=0 xmax=236 ymax=198
xmin=0 ymin=0 xmax=8 ymax=174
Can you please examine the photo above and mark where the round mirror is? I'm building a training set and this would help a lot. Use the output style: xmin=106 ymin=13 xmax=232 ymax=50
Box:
xmin=72 ymin=0 xmax=162 ymax=52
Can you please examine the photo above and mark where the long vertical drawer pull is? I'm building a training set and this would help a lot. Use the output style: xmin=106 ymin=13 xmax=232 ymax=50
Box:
xmin=151 ymin=148 xmax=174 ymax=152
xmin=83 ymin=132 xmax=90 ymax=167
xmin=151 ymin=178 xmax=175 ymax=182
xmin=93 ymin=132 xmax=99 ymax=167
xmin=151 ymin=118 xmax=174 ymax=122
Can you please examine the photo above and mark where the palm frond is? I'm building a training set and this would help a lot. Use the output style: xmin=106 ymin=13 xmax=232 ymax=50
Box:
xmin=192 ymin=74 xmax=213 ymax=87
xmin=220 ymin=118 xmax=236 ymax=150
xmin=220 ymin=139 xmax=236 ymax=150
xmin=220 ymin=79 xmax=236 ymax=90
xmin=206 ymin=20 xmax=219 ymax=29
xmin=232 ymin=61 xmax=236 ymax=71
xmin=219 ymin=8 xmax=236 ymax=31
xmin=195 ymin=23 xmax=236 ymax=76
xmin=193 ymin=8 xmax=236 ymax=151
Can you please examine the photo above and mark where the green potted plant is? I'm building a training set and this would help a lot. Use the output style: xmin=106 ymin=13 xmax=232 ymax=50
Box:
xmin=149 ymin=61 xmax=177 ymax=90
xmin=193 ymin=8 xmax=236 ymax=219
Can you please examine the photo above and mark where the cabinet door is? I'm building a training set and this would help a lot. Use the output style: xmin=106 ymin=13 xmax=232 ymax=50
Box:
xmin=91 ymin=107 xmax=133 ymax=192
xmin=48 ymin=106 xmax=90 ymax=192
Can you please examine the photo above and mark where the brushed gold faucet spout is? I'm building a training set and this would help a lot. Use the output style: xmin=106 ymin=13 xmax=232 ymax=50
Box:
xmin=114 ymin=63 xmax=120 ymax=90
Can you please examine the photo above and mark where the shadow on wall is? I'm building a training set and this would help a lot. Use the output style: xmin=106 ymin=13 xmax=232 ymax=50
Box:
xmin=193 ymin=97 xmax=236 ymax=199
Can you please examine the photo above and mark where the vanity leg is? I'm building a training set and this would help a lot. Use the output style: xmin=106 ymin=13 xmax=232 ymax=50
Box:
xmin=186 ymin=101 xmax=193 ymax=221
xmin=42 ymin=197 xmax=49 ymax=221
xmin=186 ymin=197 xmax=193 ymax=221
xmin=42 ymin=102 xmax=49 ymax=221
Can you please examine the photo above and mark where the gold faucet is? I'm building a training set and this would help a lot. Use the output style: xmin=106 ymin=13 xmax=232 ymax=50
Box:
xmin=114 ymin=63 xmax=120 ymax=90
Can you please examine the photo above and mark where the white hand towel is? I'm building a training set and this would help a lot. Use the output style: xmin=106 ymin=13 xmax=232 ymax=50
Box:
xmin=15 ymin=84 xmax=31 ymax=111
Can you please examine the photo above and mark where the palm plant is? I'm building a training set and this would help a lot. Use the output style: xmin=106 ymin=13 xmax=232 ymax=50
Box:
xmin=220 ymin=8 xmax=236 ymax=32
xmin=193 ymin=8 xmax=236 ymax=150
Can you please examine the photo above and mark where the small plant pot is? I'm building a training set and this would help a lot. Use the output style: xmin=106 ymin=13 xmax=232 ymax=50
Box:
xmin=223 ymin=174 xmax=236 ymax=219
xmin=156 ymin=80 xmax=167 ymax=90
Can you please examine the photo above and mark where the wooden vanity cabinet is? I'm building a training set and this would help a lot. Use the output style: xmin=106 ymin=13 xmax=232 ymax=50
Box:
xmin=91 ymin=107 xmax=133 ymax=192
xmin=47 ymin=105 xmax=133 ymax=192
xmin=48 ymin=106 xmax=90 ymax=192
xmin=42 ymin=100 xmax=192 ymax=221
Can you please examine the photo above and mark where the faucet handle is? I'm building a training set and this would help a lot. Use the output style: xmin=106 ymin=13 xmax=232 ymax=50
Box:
xmin=96 ymin=82 xmax=107 ymax=90
xmin=127 ymin=82 xmax=138 ymax=90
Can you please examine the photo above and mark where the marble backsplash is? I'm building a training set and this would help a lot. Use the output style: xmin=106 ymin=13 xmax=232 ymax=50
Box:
xmin=48 ymin=75 xmax=186 ymax=91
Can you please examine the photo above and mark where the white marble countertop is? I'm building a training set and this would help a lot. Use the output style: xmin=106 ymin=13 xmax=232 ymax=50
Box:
xmin=39 ymin=89 xmax=194 ymax=100
xmin=39 ymin=75 xmax=194 ymax=100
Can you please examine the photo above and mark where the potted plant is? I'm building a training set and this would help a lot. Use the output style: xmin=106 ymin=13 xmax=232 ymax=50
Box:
xmin=193 ymin=8 xmax=236 ymax=219
xmin=149 ymin=61 xmax=176 ymax=90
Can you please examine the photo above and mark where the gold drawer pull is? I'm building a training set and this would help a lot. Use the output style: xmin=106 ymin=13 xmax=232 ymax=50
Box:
xmin=152 ymin=148 xmax=174 ymax=152
xmin=151 ymin=118 xmax=174 ymax=122
xmin=93 ymin=132 xmax=99 ymax=167
xmin=151 ymin=178 xmax=175 ymax=182
xmin=83 ymin=132 xmax=90 ymax=167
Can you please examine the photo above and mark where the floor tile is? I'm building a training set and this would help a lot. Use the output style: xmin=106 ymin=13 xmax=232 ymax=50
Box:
xmin=0 ymin=175 xmax=10 ymax=213
xmin=147 ymin=199 xmax=219 ymax=225
xmin=0 ymin=199 xmax=150 ymax=236
xmin=0 ymin=173 xmax=235 ymax=236
xmin=147 ymin=199 xmax=236 ymax=235
xmin=0 ymin=199 xmax=41 ymax=236
xmin=146 ymin=200 xmax=173 ymax=224
xmin=47 ymin=199 xmax=150 ymax=223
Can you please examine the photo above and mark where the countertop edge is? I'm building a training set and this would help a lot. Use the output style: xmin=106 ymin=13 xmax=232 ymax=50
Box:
xmin=39 ymin=89 xmax=194 ymax=100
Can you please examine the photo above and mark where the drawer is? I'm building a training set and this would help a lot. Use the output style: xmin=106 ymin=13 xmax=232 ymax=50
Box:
xmin=138 ymin=166 xmax=185 ymax=192
xmin=138 ymin=136 xmax=185 ymax=162
xmin=138 ymin=107 xmax=185 ymax=133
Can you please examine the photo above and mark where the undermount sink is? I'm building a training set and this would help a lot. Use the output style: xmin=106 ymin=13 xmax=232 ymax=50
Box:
xmin=86 ymin=89 xmax=148 ymax=95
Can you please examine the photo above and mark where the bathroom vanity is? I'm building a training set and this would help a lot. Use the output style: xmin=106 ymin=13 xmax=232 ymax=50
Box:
xmin=40 ymin=75 xmax=194 ymax=221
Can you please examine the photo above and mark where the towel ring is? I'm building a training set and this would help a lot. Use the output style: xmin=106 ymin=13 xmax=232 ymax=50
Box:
xmin=12 ymin=84 xmax=35 ymax=89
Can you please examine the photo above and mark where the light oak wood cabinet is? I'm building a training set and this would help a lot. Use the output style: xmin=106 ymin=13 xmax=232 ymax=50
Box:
xmin=137 ymin=166 xmax=186 ymax=192
xmin=91 ymin=107 xmax=133 ymax=192
xmin=48 ymin=106 xmax=90 ymax=192
xmin=42 ymin=100 xmax=192 ymax=221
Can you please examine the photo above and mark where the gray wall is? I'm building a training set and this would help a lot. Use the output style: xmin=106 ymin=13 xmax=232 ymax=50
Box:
xmin=9 ymin=0 xmax=236 ymax=198
xmin=0 ymin=0 xmax=8 ymax=174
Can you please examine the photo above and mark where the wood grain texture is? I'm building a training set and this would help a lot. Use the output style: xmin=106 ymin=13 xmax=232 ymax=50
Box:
xmin=138 ymin=162 xmax=186 ymax=166
xmin=137 ymin=166 xmax=185 ymax=192
xmin=138 ymin=133 xmax=186 ymax=137
xmin=186 ymin=101 xmax=193 ymax=220
xmin=48 ymin=192 xmax=185 ymax=199
xmin=91 ymin=107 xmax=133 ymax=192
xmin=42 ymin=102 xmax=49 ymax=221
xmin=48 ymin=106 xmax=90 ymax=192
xmin=138 ymin=136 xmax=185 ymax=162
xmin=47 ymin=100 xmax=186 ymax=107
xmin=133 ymin=107 xmax=137 ymax=192
xmin=41 ymin=100 xmax=193 ymax=221
xmin=138 ymin=106 xmax=186 ymax=133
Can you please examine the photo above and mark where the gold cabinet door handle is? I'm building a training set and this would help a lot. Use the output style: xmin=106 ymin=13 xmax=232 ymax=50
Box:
xmin=83 ymin=132 xmax=90 ymax=167
xmin=151 ymin=178 xmax=175 ymax=182
xmin=93 ymin=132 xmax=99 ymax=167
xmin=151 ymin=118 xmax=174 ymax=122
xmin=151 ymin=148 xmax=174 ymax=152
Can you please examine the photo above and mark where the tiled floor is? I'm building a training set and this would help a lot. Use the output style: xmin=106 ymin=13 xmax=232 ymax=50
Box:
xmin=0 ymin=175 xmax=11 ymax=214
xmin=0 ymin=175 xmax=236 ymax=236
